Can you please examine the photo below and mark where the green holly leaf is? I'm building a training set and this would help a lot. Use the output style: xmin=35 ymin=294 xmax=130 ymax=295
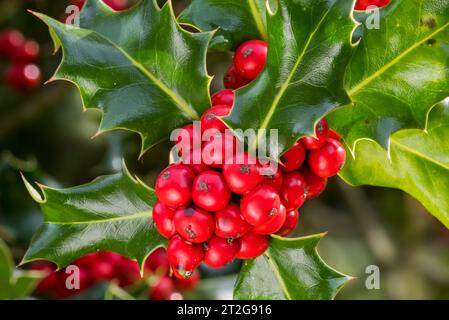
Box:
xmin=20 ymin=163 xmax=165 ymax=270
xmin=35 ymin=0 xmax=212 ymax=155
xmin=339 ymin=99 xmax=449 ymax=229
xmin=330 ymin=0 xmax=449 ymax=150
xmin=234 ymin=234 xmax=351 ymax=300
xmin=0 ymin=239 xmax=44 ymax=299
xmin=179 ymin=0 xmax=267 ymax=51
xmin=223 ymin=0 xmax=357 ymax=159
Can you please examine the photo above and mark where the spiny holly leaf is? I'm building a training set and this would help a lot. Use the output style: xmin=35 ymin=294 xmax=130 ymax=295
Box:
xmin=0 ymin=239 xmax=44 ymax=299
xmin=36 ymin=0 xmax=213 ymax=155
xmin=20 ymin=164 xmax=165 ymax=271
xmin=340 ymin=99 xmax=449 ymax=229
xmin=179 ymin=0 xmax=267 ymax=51
xmin=234 ymin=234 xmax=351 ymax=300
xmin=329 ymin=0 xmax=449 ymax=150
xmin=223 ymin=0 xmax=357 ymax=160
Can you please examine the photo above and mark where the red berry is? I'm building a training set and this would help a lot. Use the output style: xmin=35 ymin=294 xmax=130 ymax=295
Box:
xmin=167 ymin=235 xmax=204 ymax=279
xmin=222 ymin=152 xmax=263 ymax=194
xmin=0 ymin=29 xmax=24 ymax=59
xmin=6 ymin=64 xmax=41 ymax=91
xmin=260 ymin=161 xmax=283 ymax=191
xmin=153 ymin=201 xmax=176 ymax=238
xmin=116 ymin=259 xmax=140 ymax=287
xmin=75 ymin=252 xmax=98 ymax=268
xmin=211 ymin=89 xmax=234 ymax=107
xmin=145 ymin=248 xmax=170 ymax=275
xmin=201 ymin=104 xmax=231 ymax=134
xmin=103 ymin=0 xmax=129 ymax=10
xmin=174 ymin=124 xmax=201 ymax=156
xmin=204 ymin=236 xmax=240 ymax=268
xmin=175 ymin=269 xmax=200 ymax=290
xmin=192 ymin=171 xmax=231 ymax=211
xmin=234 ymin=40 xmax=268 ymax=80
xmin=215 ymin=203 xmax=251 ymax=239
xmin=30 ymin=262 xmax=58 ymax=294
xmin=276 ymin=210 xmax=299 ymax=236
xmin=300 ymin=167 xmax=327 ymax=199
xmin=355 ymin=0 xmax=391 ymax=11
xmin=155 ymin=164 xmax=195 ymax=208
xmin=179 ymin=147 xmax=211 ymax=174
xmin=90 ymin=260 xmax=116 ymax=281
xmin=308 ymin=138 xmax=346 ymax=178
xmin=300 ymin=118 xmax=329 ymax=150
xmin=202 ymin=132 xmax=242 ymax=168
xmin=253 ymin=203 xmax=287 ymax=235
xmin=281 ymin=141 xmax=306 ymax=172
xmin=236 ymin=231 xmax=269 ymax=259
xmin=279 ymin=172 xmax=307 ymax=211
xmin=241 ymin=184 xmax=281 ymax=226
xmin=224 ymin=64 xmax=251 ymax=89
xmin=174 ymin=206 xmax=215 ymax=243
xmin=149 ymin=276 xmax=182 ymax=300
xmin=13 ymin=40 xmax=40 ymax=63
xmin=329 ymin=129 xmax=342 ymax=141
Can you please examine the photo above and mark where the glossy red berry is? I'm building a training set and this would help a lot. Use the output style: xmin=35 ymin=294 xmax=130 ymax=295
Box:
xmin=215 ymin=203 xmax=250 ymax=239
xmin=259 ymin=161 xmax=283 ymax=191
xmin=234 ymin=40 xmax=268 ymax=80
xmin=308 ymin=138 xmax=346 ymax=178
xmin=281 ymin=141 xmax=306 ymax=172
xmin=201 ymin=104 xmax=231 ymax=134
xmin=355 ymin=0 xmax=391 ymax=11
xmin=175 ymin=269 xmax=200 ymax=290
xmin=211 ymin=89 xmax=234 ymax=107
xmin=300 ymin=118 xmax=329 ymax=150
xmin=89 ymin=260 xmax=116 ymax=281
xmin=152 ymin=201 xmax=176 ymax=238
xmin=279 ymin=172 xmax=307 ymax=211
xmin=174 ymin=206 xmax=215 ymax=243
xmin=253 ymin=203 xmax=287 ymax=235
xmin=192 ymin=171 xmax=231 ymax=211
xmin=202 ymin=132 xmax=242 ymax=168
xmin=329 ymin=129 xmax=342 ymax=141
xmin=241 ymin=184 xmax=281 ymax=226
xmin=0 ymin=29 xmax=24 ymax=58
xmin=222 ymin=152 xmax=263 ymax=194
xmin=145 ymin=248 xmax=170 ymax=275
xmin=204 ymin=236 xmax=240 ymax=268
xmin=155 ymin=164 xmax=195 ymax=208
xmin=6 ymin=64 xmax=41 ymax=91
xmin=30 ymin=262 xmax=58 ymax=294
xmin=175 ymin=124 xmax=201 ymax=156
xmin=276 ymin=210 xmax=299 ymax=236
xmin=236 ymin=231 xmax=269 ymax=259
xmin=149 ymin=276 xmax=181 ymax=300
xmin=167 ymin=235 xmax=204 ymax=279
xmin=224 ymin=64 xmax=251 ymax=89
xmin=300 ymin=167 xmax=327 ymax=199
xmin=13 ymin=40 xmax=40 ymax=63
xmin=103 ymin=0 xmax=130 ymax=11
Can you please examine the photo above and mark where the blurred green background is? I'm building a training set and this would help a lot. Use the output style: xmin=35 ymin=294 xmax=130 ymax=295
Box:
xmin=1 ymin=0 xmax=448 ymax=300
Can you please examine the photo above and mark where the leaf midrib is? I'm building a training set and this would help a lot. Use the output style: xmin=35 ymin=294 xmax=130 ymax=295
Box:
xmin=248 ymin=0 xmax=268 ymax=41
xmin=348 ymin=20 xmax=449 ymax=96
xmin=47 ymin=210 xmax=152 ymax=225
xmin=264 ymin=251 xmax=293 ymax=300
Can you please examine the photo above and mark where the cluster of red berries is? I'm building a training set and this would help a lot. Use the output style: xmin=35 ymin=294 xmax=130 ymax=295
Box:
xmin=71 ymin=0 xmax=130 ymax=11
xmin=152 ymin=40 xmax=346 ymax=280
xmin=0 ymin=29 xmax=41 ymax=91
xmin=355 ymin=0 xmax=391 ymax=10
xmin=29 ymin=248 xmax=199 ymax=300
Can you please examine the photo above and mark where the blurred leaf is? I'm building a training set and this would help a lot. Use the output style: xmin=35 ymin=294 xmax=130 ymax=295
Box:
xmin=36 ymin=0 xmax=212 ymax=155
xmin=21 ymin=163 xmax=166 ymax=270
xmin=234 ymin=234 xmax=351 ymax=300
xmin=330 ymin=0 xmax=449 ymax=150
xmin=223 ymin=0 xmax=356 ymax=159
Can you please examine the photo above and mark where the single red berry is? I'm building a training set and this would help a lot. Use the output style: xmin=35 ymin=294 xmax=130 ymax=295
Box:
xmin=174 ymin=206 xmax=215 ymax=243
xmin=75 ymin=252 xmax=99 ymax=268
xmin=149 ymin=276 xmax=182 ymax=300
xmin=201 ymin=104 xmax=231 ymax=134
xmin=211 ymin=89 xmax=234 ymax=107
xmin=204 ymin=236 xmax=240 ymax=268
xmin=103 ymin=0 xmax=130 ymax=10
xmin=89 ymin=260 xmax=116 ymax=281
xmin=202 ymin=132 xmax=242 ymax=168
xmin=241 ymin=184 xmax=281 ymax=226
xmin=279 ymin=172 xmax=307 ymax=211
xmin=300 ymin=118 xmax=330 ymax=150
xmin=215 ymin=203 xmax=251 ymax=239
xmin=222 ymin=152 xmax=263 ymax=194
xmin=224 ymin=64 xmax=251 ymax=89
xmin=236 ymin=231 xmax=269 ymax=259
xmin=260 ymin=160 xmax=283 ymax=191
xmin=308 ymin=138 xmax=346 ymax=178
xmin=192 ymin=171 xmax=231 ymax=211
xmin=174 ymin=124 xmax=201 ymax=156
xmin=0 ymin=29 xmax=24 ymax=59
xmin=167 ymin=235 xmax=204 ymax=279
xmin=329 ymin=129 xmax=342 ymax=141
xmin=234 ymin=40 xmax=268 ymax=80
xmin=29 ymin=262 xmax=58 ymax=294
xmin=116 ymin=258 xmax=140 ymax=287
xmin=300 ymin=167 xmax=327 ymax=199
xmin=179 ymin=147 xmax=211 ymax=174
xmin=281 ymin=141 xmax=306 ymax=172
xmin=6 ymin=63 xmax=41 ymax=91
xmin=153 ymin=201 xmax=176 ymax=238
xmin=276 ymin=210 xmax=299 ymax=237
xmin=253 ymin=203 xmax=287 ymax=235
xmin=355 ymin=0 xmax=391 ymax=11
xmin=155 ymin=164 xmax=195 ymax=208
xmin=13 ymin=40 xmax=40 ymax=63
xmin=174 ymin=269 xmax=200 ymax=290
xmin=145 ymin=248 xmax=170 ymax=275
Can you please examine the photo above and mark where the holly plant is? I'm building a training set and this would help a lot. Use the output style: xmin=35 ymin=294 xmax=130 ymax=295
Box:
xmin=19 ymin=0 xmax=449 ymax=300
